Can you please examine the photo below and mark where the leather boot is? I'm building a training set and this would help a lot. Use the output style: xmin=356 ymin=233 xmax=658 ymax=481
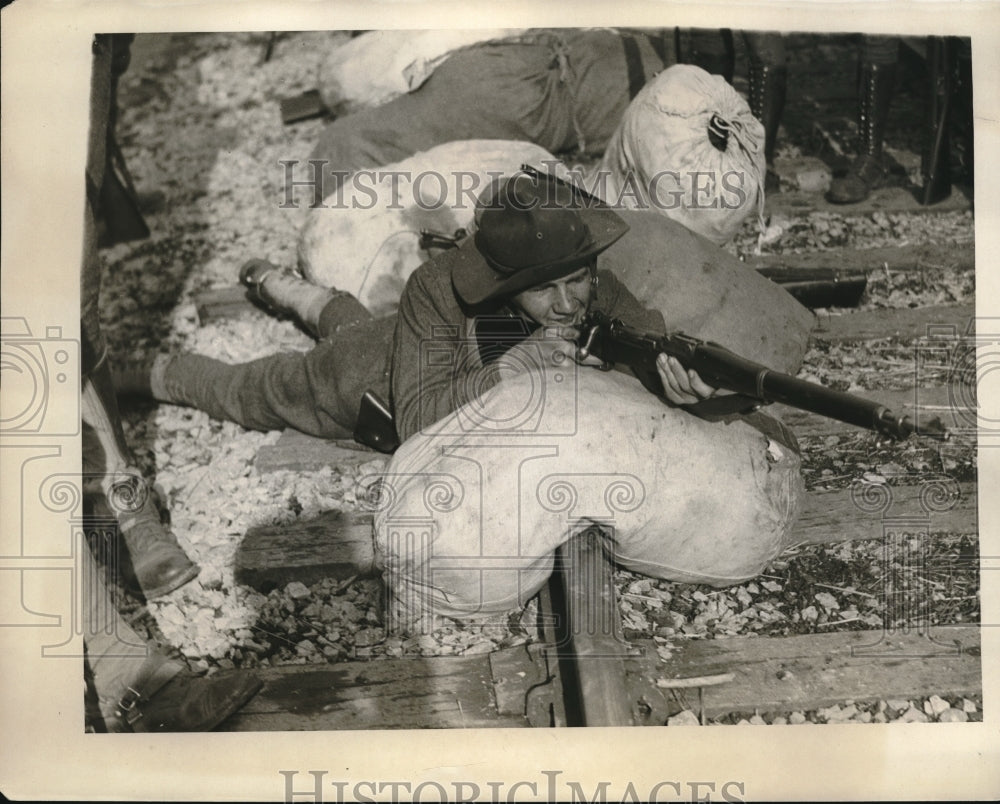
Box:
xmin=240 ymin=259 xmax=336 ymax=336
xmin=827 ymin=62 xmax=897 ymax=204
xmin=82 ymin=358 xmax=199 ymax=598
xmin=748 ymin=59 xmax=787 ymax=193
xmin=114 ymin=663 xmax=263 ymax=732
xmin=114 ymin=492 xmax=201 ymax=598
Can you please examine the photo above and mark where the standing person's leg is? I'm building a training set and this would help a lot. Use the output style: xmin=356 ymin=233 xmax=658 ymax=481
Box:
xmin=677 ymin=28 xmax=736 ymax=82
xmin=744 ymin=32 xmax=787 ymax=193
xmin=82 ymin=545 xmax=261 ymax=732
xmin=827 ymin=36 xmax=899 ymax=204
xmin=81 ymin=337 xmax=201 ymax=598
xmin=82 ymin=36 xmax=198 ymax=599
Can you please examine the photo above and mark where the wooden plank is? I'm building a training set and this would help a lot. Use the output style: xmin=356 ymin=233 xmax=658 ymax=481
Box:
xmin=233 ymin=481 xmax=977 ymax=594
xmin=769 ymin=185 xmax=972 ymax=218
xmin=234 ymin=510 xmax=377 ymax=590
xmin=490 ymin=646 xmax=547 ymax=718
xmin=642 ymin=625 xmax=981 ymax=718
xmin=793 ymin=482 xmax=977 ymax=546
xmin=255 ymin=429 xmax=380 ymax=473
xmin=221 ymin=625 xmax=981 ymax=730
xmin=810 ymin=303 xmax=975 ymax=343
xmin=749 ymin=241 xmax=974 ymax=275
xmin=223 ymin=654 xmax=526 ymax=731
xmin=770 ymin=386 xmax=974 ymax=439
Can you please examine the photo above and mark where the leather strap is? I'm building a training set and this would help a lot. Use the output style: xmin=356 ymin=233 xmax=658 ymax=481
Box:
xmin=114 ymin=656 xmax=181 ymax=728
xmin=647 ymin=31 xmax=669 ymax=68
xmin=622 ymin=36 xmax=646 ymax=100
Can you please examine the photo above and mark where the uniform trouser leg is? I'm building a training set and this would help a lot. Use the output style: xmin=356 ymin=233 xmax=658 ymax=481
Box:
xmin=151 ymin=303 xmax=395 ymax=441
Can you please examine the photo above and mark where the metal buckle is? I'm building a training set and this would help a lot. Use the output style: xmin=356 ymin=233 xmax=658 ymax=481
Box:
xmin=115 ymin=686 xmax=145 ymax=725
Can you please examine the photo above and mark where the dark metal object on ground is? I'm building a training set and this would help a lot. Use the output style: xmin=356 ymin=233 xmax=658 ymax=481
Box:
xmin=757 ymin=266 xmax=869 ymax=308
xmin=551 ymin=529 xmax=636 ymax=727
xmin=280 ymin=89 xmax=331 ymax=125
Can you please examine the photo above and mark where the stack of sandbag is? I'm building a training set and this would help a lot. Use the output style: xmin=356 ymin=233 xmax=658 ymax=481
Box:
xmin=298 ymin=72 xmax=769 ymax=309
xmin=297 ymin=140 xmax=569 ymax=316
xmin=317 ymin=29 xmax=530 ymax=115
xmin=306 ymin=29 xmax=667 ymax=200
xmin=596 ymin=64 xmax=766 ymax=245
xmin=372 ymin=366 xmax=804 ymax=625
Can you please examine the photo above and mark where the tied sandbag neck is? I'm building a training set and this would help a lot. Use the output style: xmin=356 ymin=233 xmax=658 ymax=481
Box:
xmin=707 ymin=113 xmax=729 ymax=151
xmin=705 ymin=109 xmax=767 ymax=238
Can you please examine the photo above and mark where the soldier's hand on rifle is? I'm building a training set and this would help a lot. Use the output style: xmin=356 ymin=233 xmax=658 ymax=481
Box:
xmin=497 ymin=327 xmax=598 ymax=376
xmin=656 ymin=354 xmax=721 ymax=405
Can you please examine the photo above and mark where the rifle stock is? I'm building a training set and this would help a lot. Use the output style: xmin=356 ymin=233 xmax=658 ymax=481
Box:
xmin=576 ymin=311 xmax=950 ymax=441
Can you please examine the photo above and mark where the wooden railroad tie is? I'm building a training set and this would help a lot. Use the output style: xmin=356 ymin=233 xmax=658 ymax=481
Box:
xmin=234 ymin=479 xmax=977 ymax=590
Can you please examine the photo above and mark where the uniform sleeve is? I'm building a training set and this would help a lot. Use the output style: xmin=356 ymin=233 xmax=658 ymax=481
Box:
xmin=390 ymin=265 xmax=502 ymax=443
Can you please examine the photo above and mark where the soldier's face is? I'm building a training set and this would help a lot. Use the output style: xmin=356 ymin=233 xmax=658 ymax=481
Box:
xmin=510 ymin=262 xmax=595 ymax=335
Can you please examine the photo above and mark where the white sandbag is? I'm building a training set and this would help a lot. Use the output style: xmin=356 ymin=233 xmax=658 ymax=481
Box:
xmin=318 ymin=29 xmax=529 ymax=115
xmin=596 ymin=64 xmax=766 ymax=245
xmin=601 ymin=210 xmax=814 ymax=374
xmin=372 ymin=366 xmax=803 ymax=624
xmin=297 ymin=140 xmax=569 ymax=316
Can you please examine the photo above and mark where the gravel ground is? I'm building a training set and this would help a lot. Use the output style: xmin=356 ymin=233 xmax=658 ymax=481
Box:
xmin=100 ymin=31 xmax=979 ymax=726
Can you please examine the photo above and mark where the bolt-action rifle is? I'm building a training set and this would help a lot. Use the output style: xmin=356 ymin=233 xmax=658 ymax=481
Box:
xmin=575 ymin=311 xmax=950 ymax=441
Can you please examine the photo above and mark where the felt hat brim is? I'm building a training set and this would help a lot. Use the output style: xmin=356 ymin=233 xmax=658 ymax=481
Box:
xmin=450 ymin=206 xmax=629 ymax=305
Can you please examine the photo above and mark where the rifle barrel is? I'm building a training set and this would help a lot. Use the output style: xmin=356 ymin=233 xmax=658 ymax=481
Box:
xmin=581 ymin=313 xmax=949 ymax=441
